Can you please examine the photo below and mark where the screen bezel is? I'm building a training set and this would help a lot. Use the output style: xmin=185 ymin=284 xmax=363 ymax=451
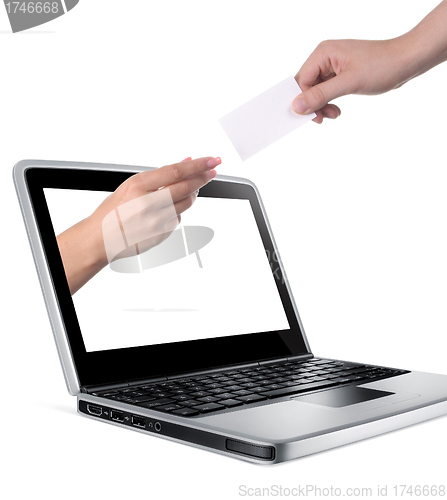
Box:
xmin=26 ymin=166 xmax=310 ymax=388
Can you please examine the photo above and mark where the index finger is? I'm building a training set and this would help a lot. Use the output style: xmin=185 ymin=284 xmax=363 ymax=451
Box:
xmin=136 ymin=156 xmax=221 ymax=192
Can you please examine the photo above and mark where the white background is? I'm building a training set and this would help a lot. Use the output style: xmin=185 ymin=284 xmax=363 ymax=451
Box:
xmin=1 ymin=1 xmax=446 ymax=498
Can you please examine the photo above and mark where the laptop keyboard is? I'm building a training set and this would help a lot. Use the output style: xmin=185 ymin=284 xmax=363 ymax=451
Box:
xmin=94 ymin=358 xmax=409 ymax=417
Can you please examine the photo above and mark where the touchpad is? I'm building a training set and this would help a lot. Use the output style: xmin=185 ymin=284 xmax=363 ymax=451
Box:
xmin=295 ymin=386 xmax=394 ymax=408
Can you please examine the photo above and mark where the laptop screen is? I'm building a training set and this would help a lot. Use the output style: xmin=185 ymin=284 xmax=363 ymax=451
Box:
xmin=43 ymin=189 xmax=290 ymax=353
xmin=25 ymin=166 xmax=310 ymax=387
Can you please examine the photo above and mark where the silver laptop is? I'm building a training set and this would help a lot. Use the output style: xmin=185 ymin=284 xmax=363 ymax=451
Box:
xmin=14 ymin=159 xmax=447 ymax=464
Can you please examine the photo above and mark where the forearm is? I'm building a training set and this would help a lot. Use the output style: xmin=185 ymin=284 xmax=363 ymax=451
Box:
xmin=57 ymin=215 xmax=107 ymax=295
xmin=399 ymin=0 xmax=447 ymax=83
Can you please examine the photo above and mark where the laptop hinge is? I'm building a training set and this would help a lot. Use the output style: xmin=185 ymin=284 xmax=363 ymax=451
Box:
xmin=81 ymin=382 xmax=130 ymax=394
xmin=258 ymin=353 xmax=313 ymax=365
xmin=82 ymin=376 xmax=169 ymax=394
xmin=286 ymin=353 xmax=313 ymax=362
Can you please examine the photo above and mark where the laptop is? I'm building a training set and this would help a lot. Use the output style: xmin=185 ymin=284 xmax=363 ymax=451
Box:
xmin=14 ymin=159 xmax=447 ymax=464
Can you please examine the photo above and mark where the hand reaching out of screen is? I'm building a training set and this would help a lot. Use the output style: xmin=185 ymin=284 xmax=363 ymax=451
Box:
xmin=292 ymin=0 xmax=447 ymax=123
xmin=57 ymin=157 xmax=221 ymax=295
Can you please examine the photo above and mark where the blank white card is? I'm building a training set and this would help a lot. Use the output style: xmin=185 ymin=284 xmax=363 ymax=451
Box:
xmin=219 ymin=76 xmax=316 ymax=161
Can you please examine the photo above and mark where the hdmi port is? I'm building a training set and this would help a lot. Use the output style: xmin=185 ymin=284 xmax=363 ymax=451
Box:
xmin=131 ymin=415 xmax=146 ymax=429
xmin=87 ymin=404 xmax=102 ymax=417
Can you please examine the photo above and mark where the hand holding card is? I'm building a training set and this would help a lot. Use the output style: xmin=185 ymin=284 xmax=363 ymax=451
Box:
xmin=219 ymin=76 xmax=316 ymax=161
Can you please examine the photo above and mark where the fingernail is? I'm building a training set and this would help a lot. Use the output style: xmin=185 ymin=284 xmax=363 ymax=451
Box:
xmin=206 ymin=157 xmax=221 ymax=169
xmin=182 ymin=157 xmax=192 ymax=161
xmin=292 ymin=97 xmax=308 ymax=114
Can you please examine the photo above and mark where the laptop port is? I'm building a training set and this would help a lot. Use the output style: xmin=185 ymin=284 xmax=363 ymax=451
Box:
xmin=110 ymin=410 xmax=124 ymax=422
xmin=87 ymin=404 xmax=102 ymax=417
xmin=131 ymin=415 xmax=146 ymax=429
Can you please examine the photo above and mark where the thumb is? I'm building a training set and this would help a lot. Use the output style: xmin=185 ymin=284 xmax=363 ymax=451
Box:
xmin=293 ymin=74 xmax=351 ymax=115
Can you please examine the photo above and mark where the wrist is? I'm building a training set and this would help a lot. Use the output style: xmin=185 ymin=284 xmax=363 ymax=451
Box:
xmin=57 ymin=214 xmax=108 ymax=295
xmin=384 ymin=34 xmax=424 ymax=89
xmin=84 ymin=213 xmax=109 ymax=272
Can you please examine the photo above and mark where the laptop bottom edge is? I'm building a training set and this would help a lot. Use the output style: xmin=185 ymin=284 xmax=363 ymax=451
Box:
xmin=77 ymin=395 xmax=447 ymax=465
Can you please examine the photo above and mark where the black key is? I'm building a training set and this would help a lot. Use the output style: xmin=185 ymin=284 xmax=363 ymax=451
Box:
xmin=171 ymin=395 xmax=190 ymax=401
xmin=215 ymin=392 xmax=236 ymax=399
xmin=348 ymin=367 xmax=373 ymax=375
xmin=252 ymin=386 xmax=271 ymax=393
xmin=208 ymin=388 xmax=228 ymax=395
xmin=177 ymin=399 xmax=201 ymax=407
xmin=225 ymin=385 xmax=245 ymax=391
xmin=156 ymin=403 xmax=183 ymax=412
xmin=263 ymin=381 xmax=339 ymax=398
xmin=144 ymin=391 xmax=172 ymax=398
xmin=232 ymin=390 xmax=252 ymax=396
xmin=193 ymin=403 xmax=225 ymax=413
xmin=172 ymin=408 xmax=199 ymax=417
xmin=262 ymin=384 xmax=285 ymax=391
xmin=236 ymin=394 xmax=267 ymax=403
xmin=191 ymin=391 xmax=211 ymax=398
xmin=97 ymin=391 xmax=118 ymax=397
xmin=139 ymin=398 xmax=175 ymax=408
xmin=282 ymin=381 xmax=304 ymax=387
xmin=197 ymin=396 xmax=220 ymax=403
xmin=240 ymin=383 xmax=258 ymax=389
xmin=203 ymin=383 xmax=222 ymax=389
xmin=132 ymin=395 xmax=157 ymax=403
xmin=218 ymin=399 xmax=244 ymax=407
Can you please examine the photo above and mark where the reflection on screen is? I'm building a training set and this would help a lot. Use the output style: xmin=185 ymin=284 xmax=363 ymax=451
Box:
xmin=44 ymin=189 xmax=290 ymax=352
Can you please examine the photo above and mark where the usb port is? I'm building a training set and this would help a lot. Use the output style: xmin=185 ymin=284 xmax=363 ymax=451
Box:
xmin=131 ymin=415 xmax=146 ymax=429
xmin=87 ymin=404 xmax=102 ymax=417
xmin=110 ymin=410 xmax=124 ymax=422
